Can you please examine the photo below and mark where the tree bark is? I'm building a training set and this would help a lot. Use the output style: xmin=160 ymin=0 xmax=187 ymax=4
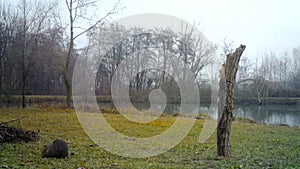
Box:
xmin=218 ymin=64 xmax=226 ymax=122
xmin=217 ymin=44 xmax=246 ymax=157
xmin=64 ymin=0 xmax=74 ymax=107
xmin=21 ymin=4 xmax=27 ymax=109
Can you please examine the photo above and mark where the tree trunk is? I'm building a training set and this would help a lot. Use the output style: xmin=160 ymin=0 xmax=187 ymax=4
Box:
xmin=218 ymin=64 xmax=226 ymax=122
xmin=64 ymin=0 xmax=74 ymax=107
xmin=64 ymin=71 xmax=72 ymax=107
xmin=21 ymin=15 xmax=27 ymax=109
xmin=21 ymin=68 xmax=26 ymax=108
xmin=217 ymin=44 xmax=246 ymax=157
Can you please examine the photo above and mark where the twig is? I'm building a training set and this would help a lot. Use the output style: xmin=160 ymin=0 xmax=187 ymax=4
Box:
xmin=0 ymin=117 xmax=26 ymax=125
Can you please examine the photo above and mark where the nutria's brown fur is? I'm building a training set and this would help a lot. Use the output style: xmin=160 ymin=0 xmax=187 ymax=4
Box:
xmin=42 ymin=140 xmax=68 ymax=158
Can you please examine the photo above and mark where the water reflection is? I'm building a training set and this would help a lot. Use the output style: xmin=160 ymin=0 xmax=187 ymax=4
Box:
xmin=234 ymin=105 xmax=300 ymax=127
xmin=98 ymin=102 xmax=300 ymax=127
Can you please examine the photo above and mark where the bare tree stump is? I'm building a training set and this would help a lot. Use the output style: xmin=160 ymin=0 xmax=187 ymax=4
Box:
xmin=217 ymin=44 xmax=246 ymax=157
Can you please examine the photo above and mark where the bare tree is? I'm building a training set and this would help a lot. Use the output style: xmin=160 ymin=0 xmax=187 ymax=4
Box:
xmin=0 ymin=2 xmax=18 ymax=104
xmin=27 ymin=27 xmax=65 ymax=95
xmin=179 ymin=24 xmax=218 ymax=81
xmin=63 ymin=0 xmax=119 ymax=107
xmin=17 ymin=0 xmax=57 ymax=108
xmin=88 ymin=23 xmax=218 ymax=98
xmin=250 ymin=76 xmax=269 ymax=104
xmin=236 ymin=57 xmax=253 ymax=89
xmin=291 ymin=47 xmax=300 ymax=90
xmin=220 ymin=38 xmax=234 ymax=62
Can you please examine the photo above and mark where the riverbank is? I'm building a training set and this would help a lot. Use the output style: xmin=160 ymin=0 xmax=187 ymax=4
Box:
xmin=2 ymin=94 xmax=300 ymax=107
xmin=0 ymin=107 xmax=299 ymax=168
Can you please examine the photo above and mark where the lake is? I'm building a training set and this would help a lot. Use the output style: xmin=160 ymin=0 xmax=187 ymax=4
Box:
xmin=98 ymin=102 xmax=300 ymax=127
xmin=234 ymin=105 xmax=300 ymax=127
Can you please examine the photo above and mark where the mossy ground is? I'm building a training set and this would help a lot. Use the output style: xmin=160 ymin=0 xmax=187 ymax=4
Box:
xmin=0 ymin=107 xmax=299 ymax=169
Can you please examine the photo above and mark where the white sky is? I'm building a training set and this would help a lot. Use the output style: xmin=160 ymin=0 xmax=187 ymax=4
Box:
xmin=5 ymin=0 xmax=300 ymax=61
xmin=115 ymin=0 xmax=300 ymax=61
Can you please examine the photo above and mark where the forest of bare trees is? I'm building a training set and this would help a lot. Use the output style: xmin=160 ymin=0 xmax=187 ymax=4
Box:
xmin=1 ymin=0 xmax=300 ymax=107
xmin=236 ymin=48 xmax=300 ymax=104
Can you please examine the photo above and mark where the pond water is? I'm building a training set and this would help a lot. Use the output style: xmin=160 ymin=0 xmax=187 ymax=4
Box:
xmin=234 ymin=105 xmax=300 ymax=127
xmin=98 ymin=102 xmax=300 ymax=127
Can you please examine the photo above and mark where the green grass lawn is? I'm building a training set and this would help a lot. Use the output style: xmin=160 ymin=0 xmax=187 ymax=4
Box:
xmin=0 ymin=107 xmax=299 ymax=168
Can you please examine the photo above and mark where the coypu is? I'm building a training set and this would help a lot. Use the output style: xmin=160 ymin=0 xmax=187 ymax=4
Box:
xmin=42 ymin=140 xmax=68 ymax=158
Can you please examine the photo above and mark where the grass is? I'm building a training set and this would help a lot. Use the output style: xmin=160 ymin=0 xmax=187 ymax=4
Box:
xmin=0 ymin=107 xmax=300 ymax=168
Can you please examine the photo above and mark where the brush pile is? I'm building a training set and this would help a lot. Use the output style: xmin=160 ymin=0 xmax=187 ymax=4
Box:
xmin=0 ymin=117 xmax=38 ymax=143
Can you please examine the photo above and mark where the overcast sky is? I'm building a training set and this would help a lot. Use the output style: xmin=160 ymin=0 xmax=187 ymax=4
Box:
xmin=115 ymin=0 xmax=300 ymax=61
xmin=6 ymin=0 xmax=299 ymax=61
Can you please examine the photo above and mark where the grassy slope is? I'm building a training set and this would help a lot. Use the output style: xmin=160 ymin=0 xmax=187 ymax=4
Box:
xmin=0 ymin=107 xmax=299 ymax=169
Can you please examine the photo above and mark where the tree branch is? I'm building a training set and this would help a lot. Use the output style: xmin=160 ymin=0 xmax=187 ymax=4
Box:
xmin=73 ymin=8 xmax=115 ymax=41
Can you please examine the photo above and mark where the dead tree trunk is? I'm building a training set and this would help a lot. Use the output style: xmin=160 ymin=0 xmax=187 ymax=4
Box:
xmin=218 ymin=64 xmax=226 ymax=122
xmin=217 ymin=44 xmax=246 ymax=157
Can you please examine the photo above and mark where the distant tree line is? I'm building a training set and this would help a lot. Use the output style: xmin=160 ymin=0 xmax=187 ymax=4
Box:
xmin=0 ymin=0 xmax=118 ymax=107
xmin=1 ymin=0 xmax=300 ymax=107
xmin=236 ymin=48 xmax=300 ymax=104
xmin=0 ymin=0 xmax=217 ymax=106
xmin=0 ymin=1 xmax=67 ymax=98
xmin=85 ymin=24 xmax=218 ymax=96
